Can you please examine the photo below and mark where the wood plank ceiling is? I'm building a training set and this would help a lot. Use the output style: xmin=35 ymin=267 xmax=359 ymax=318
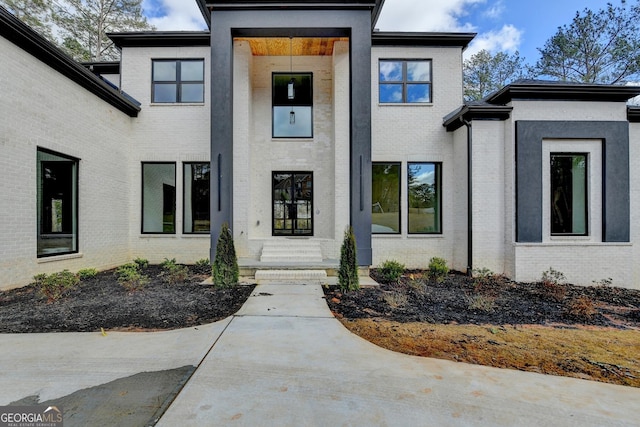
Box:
xmin=234 ymin=37 xmax=349 ymax=56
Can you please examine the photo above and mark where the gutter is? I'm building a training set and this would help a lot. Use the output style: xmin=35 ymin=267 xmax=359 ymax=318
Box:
xmin=462 ymin=118 xmax=473 ymax=275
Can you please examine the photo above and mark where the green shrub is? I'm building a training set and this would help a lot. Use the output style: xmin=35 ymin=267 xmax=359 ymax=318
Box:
xmin=161 ymin=258 xmax=189 ymax=284
xmin=133 ymin=257 xmax=149 ymax=269
xmin=195 ymin=258 xmax=210 ymax=268
xmin=472 ymin=267 xmax=494 ymax=292
xmin=35 ymin=270 xmax=80 ymax=302
xmin=379 ymin=260 xmax=405 ymax=284
xmin=77 ymin=268 xmax=98 ymax=280
xmin=338 ymin=226 xmax=359 ymax=291
xmin=213 ymin=223 xmax=239 ymax=287
xmin=428 ymin=257 xmax=449 ymax=282
xmin=116 ymin=263 xmax=149 ymax=291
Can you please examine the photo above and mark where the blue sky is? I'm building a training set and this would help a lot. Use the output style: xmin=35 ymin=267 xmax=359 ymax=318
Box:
xmin=141 ymin=0 xmax=616 ymax=64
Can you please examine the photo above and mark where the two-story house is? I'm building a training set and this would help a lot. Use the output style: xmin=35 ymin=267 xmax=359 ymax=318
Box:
xmin=1 ymin=0 xmax=639 ymax=290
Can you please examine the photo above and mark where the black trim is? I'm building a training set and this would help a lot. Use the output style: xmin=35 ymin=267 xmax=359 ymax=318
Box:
xmin=1 ymin=7 xmax=140 ymax=117
xmin=487 ymin=80 xmax=640 ymax=104
xmin=141 ymin=162 xmax=177 ymax=235
xmin=372 ymin=32 xmax=475 ymax=49
xmin=443 ymin=104 xmax=513 ymax=131
xmin=183 ymin=162 xmax=212 ymax=234
xmin=372 ymin=162 xmax=401 ymax=235
xmin=272 ymin=171 xmax=314 ymax=236
xmin=82 ymin=61 xmax=120 ymax=75
xmin=109 ymin=31 xmax=210 ymax=48
xmin=549 ymin=152 xmax=589 ymax=237
xmin=151 ymin=58 xmax=205 ymax=103
xmin=629 ymin=106 xmax=640 ymax=123
xmin=378 ymin=59 xmax=432 ymax=104
xmin=407 ymin=162 xmax=442 ymax=235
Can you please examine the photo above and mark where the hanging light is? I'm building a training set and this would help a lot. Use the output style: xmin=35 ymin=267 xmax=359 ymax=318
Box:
xmin=288 ymin=36 xmax=295 ymax=100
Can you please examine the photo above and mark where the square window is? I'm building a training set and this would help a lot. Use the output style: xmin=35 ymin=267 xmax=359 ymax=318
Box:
xmin=372 ymin=163 xmax=401 ymax=234
xmin=408 ymin=163 xmax=441 ymax=234
xmin=37 ymin=149 xmax=79 ymax=257
xmin=273 ymin=73 xmax=313 ymax=138
xmin=142 ymin=163 xmax=176 ymax=233
xmin=152 ymin=59 xmax=204 ymax=103
xmin=379 ymin=60 xmax=432 ymax=103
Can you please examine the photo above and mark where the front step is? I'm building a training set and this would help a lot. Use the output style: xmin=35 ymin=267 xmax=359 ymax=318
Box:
xmin=254 ymin=269 xmax=328 ymax=281
xmin=259 ymin=240 xmax=323 ymax=263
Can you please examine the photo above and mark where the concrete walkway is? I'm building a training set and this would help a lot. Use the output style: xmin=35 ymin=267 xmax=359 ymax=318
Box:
xmin=1 ymin=282 xmax=639 ymax=426
xmin=157 ymin=282 xmax=640 ymax=427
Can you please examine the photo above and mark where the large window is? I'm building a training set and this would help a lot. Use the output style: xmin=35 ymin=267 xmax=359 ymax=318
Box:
xmin=273 ymin=73 xmax=313 ymax=138
xmin=142 ymin=163 xmax=176 ymax=233
xmin=152 ymin=59 xmax=204 ymax=103
xmin=408 ymin=163 xmax=441 ymax=234
xmin=184 ymin=162 xmax=210 ymax=234
xmin=372 ymin=163 xmax=400 ymax=234
xmin=37 ymin=149 xmax=78 ymax=257
xmin=379 ymin=60 xmax=431 ymax=103
xmin=550 ymin=153 xmax=588 ymax=235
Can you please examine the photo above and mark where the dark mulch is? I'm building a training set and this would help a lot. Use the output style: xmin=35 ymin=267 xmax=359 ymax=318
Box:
xmin=324 ymin=270 xmax=640 ymax=328
xmin=0 ymin=265 xmax=254 ymax=333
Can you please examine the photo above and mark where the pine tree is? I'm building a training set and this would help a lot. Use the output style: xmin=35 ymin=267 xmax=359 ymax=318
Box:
xmin=338 ymin=226 xmax=359 ymax=291
xmin=213 ymin=223 xmax=239 ymax=287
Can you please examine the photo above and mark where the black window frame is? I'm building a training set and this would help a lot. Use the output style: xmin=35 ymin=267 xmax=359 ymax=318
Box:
xmin=183 ymin=162 xmax=211 ymax=234
xmin=378 ymin=59 xmax=432 ymax=104
xmin=550 ymin=152 xmax=589 ymax=237
xmin=372 ymin=162 xmax=401 ymax=234
xmin=141 ymin=162 xmax=176 ymax=234
xmin=151 ymin=59 xmax=205 ymax=104
xmin=272 ymin=72 xmax=313 ymax=138
xmin=407 ymin=162 xmax=442 ymax=234
xmin=37 ymin=147 xmax=79 ymax=258
xmin=272 ymin=171 xmax=314 ymax=236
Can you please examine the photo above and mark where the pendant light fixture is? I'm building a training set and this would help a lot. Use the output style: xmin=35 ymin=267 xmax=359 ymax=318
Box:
xmin=288 ymin=36 xmax=295 ymax=100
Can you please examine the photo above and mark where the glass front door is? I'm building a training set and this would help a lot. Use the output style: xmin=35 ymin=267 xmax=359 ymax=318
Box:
xmin=273 ymin=172 xmax=313 ymax=236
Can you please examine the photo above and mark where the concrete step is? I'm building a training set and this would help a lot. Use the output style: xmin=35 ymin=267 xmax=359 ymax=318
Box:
xmin=260 ymin=240 xmax=323 ymax=263
xmin=254 ymin=269 xmax=328 ymax=281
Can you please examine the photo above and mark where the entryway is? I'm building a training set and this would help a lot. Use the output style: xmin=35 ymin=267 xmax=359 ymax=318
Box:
xmin=272 ymin=171 xmax=313 ymax=236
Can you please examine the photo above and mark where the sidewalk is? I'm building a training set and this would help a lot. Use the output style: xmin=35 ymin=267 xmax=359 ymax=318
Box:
xmin=157 ymin=282 xmax=640 ymax=427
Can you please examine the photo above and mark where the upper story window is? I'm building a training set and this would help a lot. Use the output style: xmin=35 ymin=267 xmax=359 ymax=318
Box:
xmin=379 ymin=60 xmax=432 ymax=103
xmin=273 ymin=73 xmax=313 ymax=138
xmin=152 ymin=59 xmax=204 ymax=103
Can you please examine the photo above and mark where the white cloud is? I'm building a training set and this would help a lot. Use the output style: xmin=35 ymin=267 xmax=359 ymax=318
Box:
xmin=375 ymin=0 xmax=484 ymax=32
xmin=142 ymin=0 xmax=207 ymax=31
xmin=465 ymin=24 xmax=522 ymax=57
xmin=483 ymin=0 xmax=505 ymax=19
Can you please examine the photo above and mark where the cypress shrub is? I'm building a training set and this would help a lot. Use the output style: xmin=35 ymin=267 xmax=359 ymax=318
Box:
xmin=213 ymin=223 xmax=239 ymax=287
xmin=338 ymin=226 xmax=359 ymax=291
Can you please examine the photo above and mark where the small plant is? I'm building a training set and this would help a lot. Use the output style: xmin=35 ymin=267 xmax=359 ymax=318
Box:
xmin=566 ymin=296 xmax=596 ymax=319
xmin=407 ymin=273 xmax=426 ymax=293
xmin=382 ymin=291 xmax=408 ymax=309
xmin=116 ymin=263 xmax=149 ymax=291
xmin=592 ymin=277 xmax=613 ymax=287
xmin=213 ymin=223 xmax=239 ymax=287
xmin=541 ymin=267 xmax=567 ymax=302
xmin=77 ymin=268 xmax=98 ymax=280
xmin=195 ymin=258 xmax=210 ymax=268
xmin=338 ymin=226 xmax=359 ymax=291
xmin=133 ymin=258 xmax=149 ymax=269
xmin=161 ymin=258 xmax=189 ymax=284
xmin=472 ymin=267 xmax=494 ymax=293
xmin=467 ymin=294 xmax=496 ymax=312
xmin=35 ymin=270 xmax=80 ymax=302
xmin=379 ymin=260 xmax=405 ymax=284
xmin=428 ymin=257 xmax=449 ymax=283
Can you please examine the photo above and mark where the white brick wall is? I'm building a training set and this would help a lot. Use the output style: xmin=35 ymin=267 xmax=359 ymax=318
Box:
xmin=0 ymin=37 xmax=133 ymax=289
xmin=370 ymin=46 xmax=464 ymax=269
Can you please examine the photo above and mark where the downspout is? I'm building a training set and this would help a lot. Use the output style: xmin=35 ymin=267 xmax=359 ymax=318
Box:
xmin=462 ymin=118 xmax=473 ymax=275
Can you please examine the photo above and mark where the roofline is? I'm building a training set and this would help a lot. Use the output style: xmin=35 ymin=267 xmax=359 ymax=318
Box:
xmin=0 ymin=7 xmax=140 ymax=117
xmin=109 ymin=31 xmax=210 ymax=49
xmin=81 ymin=61 xmax=120 ymax=75
xmin=197 ymin=0 xmax=384 ymax=30
xmin=487 ymin=82 xmax=640 ymax=104
xmin=629 ymin=106 xmax=640 ymax=123
xmin=372 ymin=31 xmax=476 ymax=49
xmin=443 ymin=104 xmax=513 ymax=132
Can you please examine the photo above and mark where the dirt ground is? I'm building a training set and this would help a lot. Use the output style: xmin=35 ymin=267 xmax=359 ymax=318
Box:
xmin=324 ymin=270 xmax=640 ymax=388
xmin=0 ymin=264 xmax=254 ymax=333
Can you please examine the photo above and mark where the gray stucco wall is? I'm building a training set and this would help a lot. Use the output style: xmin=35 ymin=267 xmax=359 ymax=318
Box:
xmin=515 ymin=120 xmax=630 ymax=243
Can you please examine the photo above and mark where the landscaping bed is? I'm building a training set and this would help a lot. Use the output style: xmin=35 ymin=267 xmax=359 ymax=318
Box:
xmin=0 ymin=263 xmax=254 ymax=333
xmin=324 ymin=269 xmax=640 ymax=388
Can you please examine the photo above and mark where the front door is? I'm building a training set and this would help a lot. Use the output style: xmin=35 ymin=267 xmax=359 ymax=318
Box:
xmin=273 ymin=172 xmax=313 ymax=236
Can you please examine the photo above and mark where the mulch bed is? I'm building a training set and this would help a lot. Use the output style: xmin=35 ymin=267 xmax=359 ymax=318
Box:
xmin=0 ymin=265 xmax=254 ymax=333
xmin=324 ymin=270 xmax=640 ymax=328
